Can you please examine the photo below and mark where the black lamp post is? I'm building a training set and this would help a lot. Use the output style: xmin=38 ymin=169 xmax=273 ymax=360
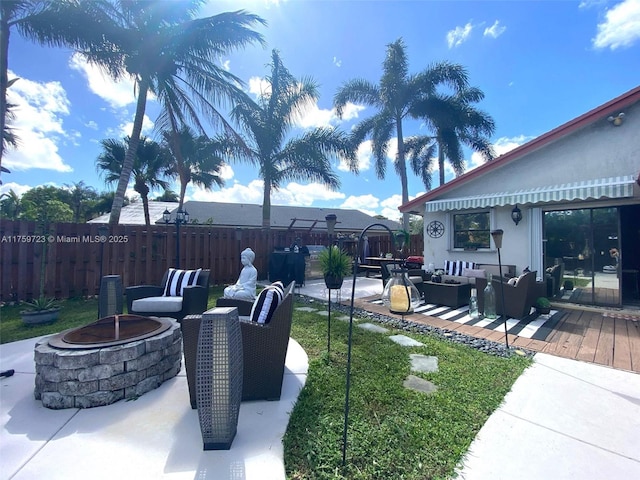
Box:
xmin=164 ymin=207 xmax=189 ymax=268
xmin=491 ymin=229 xmax=509 ymax=348
xmin=325 ymin=213 xmax=337 ymax=356
xmin=342 ymin=223 xmax=396 ymax=466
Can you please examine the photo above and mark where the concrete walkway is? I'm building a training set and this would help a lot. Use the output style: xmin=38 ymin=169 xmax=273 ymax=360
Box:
xmin=456 ymin=353 xmax=640 ymax=479
xmin=0 ymin=335 xmax=308 ymax=480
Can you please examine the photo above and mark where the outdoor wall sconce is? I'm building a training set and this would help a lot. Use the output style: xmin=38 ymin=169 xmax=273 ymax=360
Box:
xmin=511 ymin=204 xmax=522 ymax=225
xmin=163 ymin=208 xmax=189 ymax=268
xmin=607 ymin=112 xmax=625 ymax=126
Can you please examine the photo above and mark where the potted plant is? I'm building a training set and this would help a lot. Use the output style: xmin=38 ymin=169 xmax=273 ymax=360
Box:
xmin=20 ymin=297 xmax=61 ymax=325
xmin=318 ymin=246 xmax=352 ymax=289
xmin=535 ymin=297 xmax=551 ymax=315
xmin=431 ymin=269 xmax=445 ymax=283
xmin=563 ymin=279 xmax=574 ymax=291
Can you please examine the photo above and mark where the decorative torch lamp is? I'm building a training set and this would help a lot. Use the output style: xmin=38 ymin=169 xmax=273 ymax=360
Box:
xmin=381 ymin=269 xmax=421 ymax=316
xmin=491 ymin=229 xmax=509 ymax=348
xmin=325 ymin=214 xmax=338 ymax=356
xmin=511 ymin=205 xmax=523 ymax=225
xmin=164 ymin=207 xmax=189 ymax=268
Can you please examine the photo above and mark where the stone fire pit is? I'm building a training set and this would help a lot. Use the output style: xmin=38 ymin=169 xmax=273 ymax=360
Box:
xmin=34 ymin=315 xmax=182 ymax=409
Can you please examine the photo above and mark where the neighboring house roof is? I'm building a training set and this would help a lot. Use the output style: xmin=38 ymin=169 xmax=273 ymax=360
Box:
xmin=89 ymin=200 xmax=401 ymax=233
xmin=400 ymin=85 xmax=640 ymax=214
xmin=88 ymin=202 xmax=178 ymax=225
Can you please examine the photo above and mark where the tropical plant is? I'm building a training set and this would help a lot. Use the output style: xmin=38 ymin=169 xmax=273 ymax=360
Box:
xmin=65 ymin=181 xmax=98 ymax=222
xmin=154 ymin=189 xmax=179 ymax=202
xmin=20 ymin=296 xmax=59 ymax=312
xmin=229 ymin=50 xmax=356 ymax=229
xmin=317 ymin=246 xmax=352 ymax=278
xmin=97 ymin=136 xmax=170 ymax=226
xmin=0 ymin=188 xmax=21 ymax=219
xmin=410 ymin=85 xmax=496 ymax=186
xmin=334 ymin=38 xmax=469 ymax=230
xmin=32 ymin=1 xmax=265 ymax=225
xmin=536 ymin=297 xmax=551 ymax=309
xmin=161 ymin=126 xmax=226 ymax=209
xmin=21 ymin=186 xmax=73 ymax=311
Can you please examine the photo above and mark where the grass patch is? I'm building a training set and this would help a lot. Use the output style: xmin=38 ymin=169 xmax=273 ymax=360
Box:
xmin=285 ymin=301 xmax=531 ymax=479
xmin=0 ymin=286 xmax=226 ymax=344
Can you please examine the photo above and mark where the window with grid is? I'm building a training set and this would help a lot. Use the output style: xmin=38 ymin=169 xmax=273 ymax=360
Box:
xmin=453 ymin=211 xmax=490 ymax=249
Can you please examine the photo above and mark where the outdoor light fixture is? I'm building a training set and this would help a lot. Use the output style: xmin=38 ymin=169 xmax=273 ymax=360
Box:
xmin=342 ymin=223 xmax=396 ymax=466
xmin=164 ymin=208 xmax=189 ymax=268
xmin=381 ymin=268 xmax=421 ymax=315
xmin=511 ymin=204 xmax=523 ymax=226
xmin=490 ymin=229 xmax=509 ymax=348
xmin=325 ymin=214 xmax=338 ymax=356
xmin=607 ymin=112 xmax=625 ymax=126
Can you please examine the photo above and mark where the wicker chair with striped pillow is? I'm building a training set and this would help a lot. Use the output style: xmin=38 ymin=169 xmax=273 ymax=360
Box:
xmin=125 ymin=268 xmax=210 ymax=322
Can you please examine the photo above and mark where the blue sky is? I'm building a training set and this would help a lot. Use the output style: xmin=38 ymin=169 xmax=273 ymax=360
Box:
xmin=2 ymin=0 xmax=640 ymax=221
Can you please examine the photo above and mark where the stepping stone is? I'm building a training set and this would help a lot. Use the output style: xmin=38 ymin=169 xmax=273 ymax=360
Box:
xmin=409 ymin=354 xmax=439 ymax=373
xmin=389 ymin=335 xmax=425 ymax=347
xmin=403 ymin=375 xmax=438 ymax=394
xmin=296 ymin=307 xmax=319 ymax=312
xmin=336 ymin=315 xmax=353 ymax=323
xmin=357 ymin=323 xmax=389 ymax=333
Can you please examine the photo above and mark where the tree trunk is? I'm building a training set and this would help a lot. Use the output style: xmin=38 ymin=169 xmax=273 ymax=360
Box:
xmin=438 ymin=142 xmax=445 ymax=187
xmin=396 ymin=114 xmax=409 ymax=231
xmin=0 ymin=15 xmax=10 ymax=171
xmin=109 ymin=78 xmax=149 ymax=225
xmin=142 ymin=193 xmax=150 ymax=226
xmin=262 ymin=181 xmax=271 ymax=230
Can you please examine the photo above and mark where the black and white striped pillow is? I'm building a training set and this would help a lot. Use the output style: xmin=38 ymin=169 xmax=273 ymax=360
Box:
xmin=163 ymin=268 xmax=202 ymax=297
xmin=250 ymin=281 xmax=285 ymax=324
xmin=444 ymin=260 xmax=475 ymax=276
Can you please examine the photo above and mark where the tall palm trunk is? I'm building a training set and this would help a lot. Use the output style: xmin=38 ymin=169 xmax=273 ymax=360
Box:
xmin=438 ymin=141 xmax=446 ymax=186
xmin=396 ymin=115 xmax=409 ymax=231
xmin=0 ymin=13 xmax=10 ymax=169
xmin=109 ymin=78 xmax=149 ymax=225
xmin=262 ymin=184 xmax=271 ymax=229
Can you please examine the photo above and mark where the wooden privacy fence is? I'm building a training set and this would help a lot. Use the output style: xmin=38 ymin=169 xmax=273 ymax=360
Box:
xmin=0 ymin=220 xmax=423 ymax=301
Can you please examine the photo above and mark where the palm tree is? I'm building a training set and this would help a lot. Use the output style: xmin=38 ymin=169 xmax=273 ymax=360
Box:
xmin=0 ymin=188 xmax=21 ymax=219
xmin=410 ymin=86 xmax=495 ymax=186
xmin=334 ymin=38 xmax=469 ymax=230
xmin=228 ymin=50 xmax=356 ymax=229
xmin=97 ymin=137 xmax=170 ymax=226
xmin=65 ymin=181 xmax=98 ymax=222
xmin=162 ymin=126 xmax=226 ymax=209
xmin=33 ymin=1 xmax=265 ymax=225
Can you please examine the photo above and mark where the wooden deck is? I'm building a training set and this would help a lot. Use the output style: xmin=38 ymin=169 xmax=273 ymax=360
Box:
xmin=353 ymin=297 xmax=640 ymax=374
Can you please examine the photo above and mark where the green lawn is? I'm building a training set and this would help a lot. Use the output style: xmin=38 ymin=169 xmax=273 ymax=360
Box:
xmin=1 ymin=292 xmax=531 ymax=480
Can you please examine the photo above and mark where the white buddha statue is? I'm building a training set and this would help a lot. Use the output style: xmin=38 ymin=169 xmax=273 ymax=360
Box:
xmin=223 ymin=248 xmax=258 ymax=302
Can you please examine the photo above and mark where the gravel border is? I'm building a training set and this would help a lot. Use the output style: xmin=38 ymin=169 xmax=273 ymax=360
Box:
xmin=296 ymin=294 xmax=535 ymax=359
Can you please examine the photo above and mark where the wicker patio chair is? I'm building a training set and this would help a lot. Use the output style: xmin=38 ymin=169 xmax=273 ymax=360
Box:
xmin=182 ymin=281 xmax=295 ymax=407
xmin=126 ymin=269 xmax=210 ymax=322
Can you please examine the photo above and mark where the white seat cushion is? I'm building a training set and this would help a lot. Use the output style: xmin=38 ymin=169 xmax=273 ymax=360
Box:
xmin=132 ymin=296 xmax=183 ymax=313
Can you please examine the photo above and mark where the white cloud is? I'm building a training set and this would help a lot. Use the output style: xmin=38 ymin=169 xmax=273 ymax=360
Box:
xmin=339 ymin=102 xmax=366 ymax=121
xmin=0 ymin=182 xmax=32 ymax=198
xmin=85 ymin=120 xmax=99 ymax=130
xmin=248 ymin=76 xmax=271 ymax=97
xmin=447 ymin=22 xmax=474 ymax=48
xmin=219 ymin=163 xmax=234 ymax=181
xmin=484 ymin=20 xmax=506 ymax=39
xmin=221 ymin=59 xmax=231 ymax=71
xmin=3 ymin=74 xmax=73 ymax=172
xmin=338 ymin=140 xmax=372 ymax=172
xmin=333 ymin=56 xmax=342 ymax=67
xmin=110 ymin=114 xmax=155 ymax=140
xmin=69 ymin=54 xmax=136 ymax=108
xmin=340 ymin=194 xmax=380 ymax=211
xmin=593 ymin=0 xmax=640 ymax=49
xmin=273 ymin=182 xmax=345 ymax=206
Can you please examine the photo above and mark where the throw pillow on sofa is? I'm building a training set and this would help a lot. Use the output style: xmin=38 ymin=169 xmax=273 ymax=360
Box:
xmin=462 ymin=267 xmax=486 ymax=279
xmin=250 ymin=281 xmax=285 ymax=324
xmin=444 ymin=260 xmax=475 ymax=276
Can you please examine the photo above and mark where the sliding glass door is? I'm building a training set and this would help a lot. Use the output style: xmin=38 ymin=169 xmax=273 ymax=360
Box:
xmin=543 ymin=207 xmax=620 ymax=306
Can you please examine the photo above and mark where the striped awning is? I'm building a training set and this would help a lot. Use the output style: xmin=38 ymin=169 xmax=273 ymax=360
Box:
xmin=425 ymin=175 xmax=636 ymax=212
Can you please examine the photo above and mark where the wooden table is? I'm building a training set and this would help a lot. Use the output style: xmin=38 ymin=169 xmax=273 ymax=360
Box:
xmin=361 ymin=257 xmax=404 ymax=277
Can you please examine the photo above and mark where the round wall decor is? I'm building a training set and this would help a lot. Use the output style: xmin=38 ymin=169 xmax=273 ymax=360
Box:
xmin=426 ymin=220 xmax=444 ymax=238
